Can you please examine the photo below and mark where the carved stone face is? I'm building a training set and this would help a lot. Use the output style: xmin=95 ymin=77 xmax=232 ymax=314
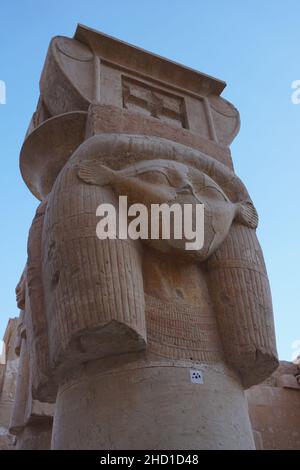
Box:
xmin=15 ymin=270 xmax=26 ymax=310
xmin=78 ymin=159 xmax=257 ymax=261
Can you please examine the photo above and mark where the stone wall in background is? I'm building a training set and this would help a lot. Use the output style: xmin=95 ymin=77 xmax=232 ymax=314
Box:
xmin=246 ymin=360 xmax=300 ymax=450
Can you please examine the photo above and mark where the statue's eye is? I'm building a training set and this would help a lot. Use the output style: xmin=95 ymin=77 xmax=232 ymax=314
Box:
xmin=138 ymin=171 xmax=169 ymax=185
xmin=195 ymin=185 xmax=228 ymax=202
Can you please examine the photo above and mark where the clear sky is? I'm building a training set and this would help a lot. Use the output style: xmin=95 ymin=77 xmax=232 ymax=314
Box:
xmin=0 ymin=0 xmax=299 ymax=360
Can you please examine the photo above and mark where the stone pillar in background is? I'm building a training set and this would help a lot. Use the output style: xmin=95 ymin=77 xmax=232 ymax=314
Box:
xmin=19 ymin=25 xmax=279 ymax=450
xmin=9 ymin=272 xmax=54 ymax=450
xmin=0 ymin=318 xmax=19 ymax=449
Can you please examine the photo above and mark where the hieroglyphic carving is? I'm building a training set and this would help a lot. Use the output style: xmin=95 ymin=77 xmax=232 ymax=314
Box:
xmin=122 ymin=77 xmax=187 ymax=129
xmin=145 ymin=295 xmax=223 ymax=363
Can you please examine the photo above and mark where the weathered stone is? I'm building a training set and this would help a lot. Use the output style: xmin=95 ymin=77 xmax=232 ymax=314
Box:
xmin=246 ymin=361 xmax=300 ymax=450
xmin=0 ymin=318 xmax=19 ymax=450
xmin=26 ymin=199 xmax=57 ymax=402
xmin=15 ymin=25 xmax=279 ymax=449
xmin=8 ymin=271 xmax=54 ymax=450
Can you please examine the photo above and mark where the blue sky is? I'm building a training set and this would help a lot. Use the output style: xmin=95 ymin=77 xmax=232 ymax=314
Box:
xmin=0 ymin=0 xmax=299 ymax=360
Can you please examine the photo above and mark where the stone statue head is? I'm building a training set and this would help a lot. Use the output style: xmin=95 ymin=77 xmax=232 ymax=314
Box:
xmin=15 ymin=268 xmax=26 ymax=310
xmin=78 ymin=158 xmax=257 ymax=261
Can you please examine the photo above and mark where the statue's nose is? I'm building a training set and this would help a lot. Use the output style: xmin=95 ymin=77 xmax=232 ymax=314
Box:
xmin=176 ymin=183 xmax=193 ymax=195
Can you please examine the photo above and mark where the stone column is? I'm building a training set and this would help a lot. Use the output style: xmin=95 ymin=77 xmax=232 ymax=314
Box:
xmin=9 ymin=273 xmax=54 ymax=450
xmin=0 ymin=318 xmax=19 ymax=449
xmin=18 ymin=25 xmax=279 ymax=450
xmin=9 ymin=330 xmax=53 ymax=450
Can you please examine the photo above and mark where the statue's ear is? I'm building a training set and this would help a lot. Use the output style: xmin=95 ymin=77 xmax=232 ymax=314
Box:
xmin=235 ymin=201 xmax=259 ymax=229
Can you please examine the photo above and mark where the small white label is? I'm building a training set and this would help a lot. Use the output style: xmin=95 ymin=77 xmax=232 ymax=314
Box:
xmin=190 ymin=369 xmax=204 ymax=384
